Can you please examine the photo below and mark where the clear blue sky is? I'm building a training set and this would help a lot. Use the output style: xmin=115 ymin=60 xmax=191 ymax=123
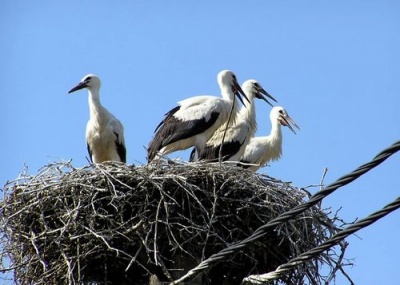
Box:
xmin=1 ymin=1 xmax=399 ymax=284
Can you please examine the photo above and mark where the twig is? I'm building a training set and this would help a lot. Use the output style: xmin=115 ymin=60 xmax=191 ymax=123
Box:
xmin=219 ymin=94 xmax=236 ymax=165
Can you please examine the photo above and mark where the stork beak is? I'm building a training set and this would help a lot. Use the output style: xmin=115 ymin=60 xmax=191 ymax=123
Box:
xmin=68 ymin=81 xmax=87 ymax=94
xmin=280 ymin=114 xmax=300 ymax=134
xmin=233 ymin=81 xmax=250 ymax=106
xmin=256 ymin=87 xmax=277 ymax=107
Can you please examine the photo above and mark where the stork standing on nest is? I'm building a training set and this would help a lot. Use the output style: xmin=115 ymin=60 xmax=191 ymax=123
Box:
xmin=239 ymin=106 xmax=299 ymax=172
xmin=196 ymin=80 xmax=277 ymax=162
xmin=68 ymin=74 xmax=127 ymax=163
xmin=147 ymin=70 xmax=249 ymax=162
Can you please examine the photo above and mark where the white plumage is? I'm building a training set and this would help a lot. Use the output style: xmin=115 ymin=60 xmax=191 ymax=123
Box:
xmin=68 ymin=74 xmax=127 ymax=163
xmin=198 ymin=80 xmax=277 ymax=162
xmin=147 ymin=70 xmax=249 ymax=162
xmin=239 ymin=106 xmax=299 ymax=172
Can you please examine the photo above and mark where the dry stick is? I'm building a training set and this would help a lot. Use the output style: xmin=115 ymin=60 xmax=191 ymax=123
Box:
xmin=320 ymin=167 xmax=328 ymax=190
xmin=29 ymin=230 xmax=47 ymax=273
xmin=83 ymin=226 xmax=132 ymax=259
xmin=57 ymin=244 xmax=72 ymax=284
xmin=201 ymin=175 xmax=218 ymax=260
xmin=76 ymin=240 xmax=81 ymax=282
xmin=125 ymin=245 xmax=143 ymax=272
xmin=325 ymin=241 xmax=354 ymax=285
xmin=242 ymin=196 xmax=400 ymax=284
xmin=154 ymin=197 xmax=163 ymax=266
xmin=302 ymin=167 xmax=329 ymax=192
xmin=338 ymin=257 xmax=355 ymax=285
xmin=218 ymin=94 xmax=236 ymax=165
xmin=171 ymin=140 xmax=400 ymax=284
xmin=317 ymin=167 xmax=329 ymax=207
xmin=98 ymin=163 xmax=136 ymax=191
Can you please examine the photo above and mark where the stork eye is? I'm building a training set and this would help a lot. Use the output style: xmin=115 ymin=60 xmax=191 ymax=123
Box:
xmin=279 ymin=110 xmax=284 ymax=114
xmin=85 ymin=77 xmax=92 ymax=82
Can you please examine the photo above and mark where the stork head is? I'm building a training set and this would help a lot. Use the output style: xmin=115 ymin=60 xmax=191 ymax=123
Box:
xmin=217 ymin=70 xmax=250 ymax=105
xmin=241 ymin=80 xmax=277 ymax=107
xmin=68 ymin=74 xmax=101 ymax=94
xmin=271 ymin=106 xmax=300 ymax=134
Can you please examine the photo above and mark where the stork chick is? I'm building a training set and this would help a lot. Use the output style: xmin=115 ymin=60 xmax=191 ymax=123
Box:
xmin=239 ymin=106 xmax=299 ymax=172
xmin=147 ymin=70 xmax=249 ymax=162
xmin=68 ymin=74 xmax=127 ymax=163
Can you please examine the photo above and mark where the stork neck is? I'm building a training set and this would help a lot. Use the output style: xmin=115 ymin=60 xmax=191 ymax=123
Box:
xmin=270 ymin=120 xmax=283 ymax=143
xmin=239 ymin=98 xmax=257 ymax=133
xmin=87 ymin=88 xmax=104 ymax=119
xmin=219 ymin=85 xmax=241 ymax=126
xmin=220 ymin=85 xmax=235 ymax=102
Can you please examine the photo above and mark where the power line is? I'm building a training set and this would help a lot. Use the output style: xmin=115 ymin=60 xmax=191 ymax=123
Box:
xmin=243 ymin=195 xmax=400 ymax=284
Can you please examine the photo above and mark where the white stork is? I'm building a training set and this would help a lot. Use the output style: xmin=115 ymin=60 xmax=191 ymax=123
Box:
xmin=197 ymin=80 xmax=277 ymax=162
xmin=68 ymin=74 xmax=127 ymax=163
xmin=239 ymin=106 xmax=299 ymax=172
xmin=147 ymin=70 xmax=249 ymax=162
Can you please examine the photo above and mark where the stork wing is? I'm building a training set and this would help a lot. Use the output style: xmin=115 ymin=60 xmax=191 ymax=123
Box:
xmin=109 ymin=117 xmax=127 ymax=163
xmin=87 ymin=143 xmax=93 ymax=163
xmin=154 ymin=105 xmax=180 ymax=133
xmin=239 ymin=137 xmax=266 ymax=166
xmin=114 ymin=131 xmax=127 ymax=163
xmin=188 ymin=147 xmax=197 ymax=162
xmin=161 ymin=96 xmax=223 ymax=144
xmin=176 ymin=96 xmax=224 ymax=121
xmin=164 ymin=111 xmax=220 ymax=145
xmin=200 ymin=139 xmax=244 ymax=162
xmin=148 ymin=96 xmax=224 ymax=161
xmin=199 ymin=120 xmax=250 ymax=161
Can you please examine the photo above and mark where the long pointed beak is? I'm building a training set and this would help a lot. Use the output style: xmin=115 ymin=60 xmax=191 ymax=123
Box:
xmin=68 ymin=81 xmax=87 ymax=94
xmin=233 ymin=81 xmax=250 ymax=106
xmin=280 ymin=114 xmax=300 ymax=134
xmin=257 ymin=87 xmax=278 ymax=107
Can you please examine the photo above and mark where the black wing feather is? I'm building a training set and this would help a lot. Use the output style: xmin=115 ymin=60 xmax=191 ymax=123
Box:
xmin=154 ymin=105 xmax=181 ymax=133
xmin=199 ymin=140 xmax=244 ymax=162
xmin=114 ymin=132 xmax=127 ymax=163
xmin=87 ymin=143 xmax=93 ymax=163
xmin=147 ymin=107 xmax=220 ymax=162
xmin=189 ymin=148 xmax=197 ymax=162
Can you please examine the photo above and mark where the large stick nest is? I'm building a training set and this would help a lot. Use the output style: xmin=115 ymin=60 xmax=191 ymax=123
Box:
xmin=1 ymin=161 xmax=348 ymax=284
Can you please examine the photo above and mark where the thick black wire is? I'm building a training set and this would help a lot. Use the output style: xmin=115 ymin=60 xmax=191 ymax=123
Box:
xmin=242 ymin=195 xmax=400 ymax=284
xmin=171 ymin=141 xmax=400 ymax=284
